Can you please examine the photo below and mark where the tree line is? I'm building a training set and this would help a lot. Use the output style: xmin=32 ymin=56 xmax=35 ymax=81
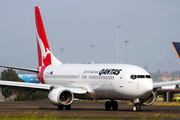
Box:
xmin=0 ymin=68 xmax=47 ymax=101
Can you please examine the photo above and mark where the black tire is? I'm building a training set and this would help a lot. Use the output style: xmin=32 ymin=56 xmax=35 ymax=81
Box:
xmin=137 ymin=105 xmax=141 ymax=111
xmin=112 ymin=101 xmax=118 ymax=111
xmin=65 ymin=105 xmax=71 ymax=110
xmin=58 ymin=105 xmax=63 ymax=110
xmin=105 ymin=101 xmax=111 ymax=110
xmin=132 ymin=105 xmax=137 ymax=112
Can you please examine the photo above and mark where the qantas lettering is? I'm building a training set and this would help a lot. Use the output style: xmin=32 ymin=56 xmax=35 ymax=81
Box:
xmin=99 ymin=69 xmax=122 ymax=76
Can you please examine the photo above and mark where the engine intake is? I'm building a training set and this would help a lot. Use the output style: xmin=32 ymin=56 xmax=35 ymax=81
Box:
xmin=140 ymin=92 xmax=156 ymax=106
xmin=59 ymin=90 xmax=73 ymax=104
xmin=48 ymin=88 xmax=74 ymax=106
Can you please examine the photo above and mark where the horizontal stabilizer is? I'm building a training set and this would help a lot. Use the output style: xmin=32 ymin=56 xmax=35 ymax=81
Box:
xmin=172 ymin=42 xmax=180 ymax=59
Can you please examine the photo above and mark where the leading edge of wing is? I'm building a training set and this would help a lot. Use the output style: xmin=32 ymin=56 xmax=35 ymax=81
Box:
xmin=153 ymin=80 xmax=180 ymax=88
xmin=0 ymin=65 xmax=38 ymax=73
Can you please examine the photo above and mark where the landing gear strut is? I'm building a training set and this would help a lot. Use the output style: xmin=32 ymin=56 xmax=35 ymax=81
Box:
xmin=105 ymin=100 xmax=118 ymax=111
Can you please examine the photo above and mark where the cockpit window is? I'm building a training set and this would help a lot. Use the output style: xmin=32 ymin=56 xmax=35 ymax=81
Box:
xmin=130 ymin=75 xmax=136 ymax=80
xmin=130 ymin=75 xmax=151 ymax=80
xmin=145 ymin=75 xmax=151 ymax=78
xmin=137 ymin=75 xmax=145 ymax=78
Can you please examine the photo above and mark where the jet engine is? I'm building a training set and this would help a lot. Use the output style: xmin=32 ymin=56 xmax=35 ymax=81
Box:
xmin=48 ymin=88 xmax=74 ymax=106
xmin=140 ymin=92 xmax=156 ymax=106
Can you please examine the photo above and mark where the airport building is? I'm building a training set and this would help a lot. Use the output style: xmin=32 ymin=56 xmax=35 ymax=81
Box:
xmin=156 ymin=87 xmax=180 ymax=102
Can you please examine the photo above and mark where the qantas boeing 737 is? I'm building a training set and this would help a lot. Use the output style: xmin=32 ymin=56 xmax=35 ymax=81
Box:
xmin=1 ymin=6 xmax=180 ymax=111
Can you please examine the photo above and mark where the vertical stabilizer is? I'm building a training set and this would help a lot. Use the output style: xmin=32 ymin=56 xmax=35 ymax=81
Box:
xmin=35 ymin=6 xmax=62 ymax=67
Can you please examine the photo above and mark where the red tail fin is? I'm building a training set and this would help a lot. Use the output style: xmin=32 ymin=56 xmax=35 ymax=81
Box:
xmin=35 ymin=6 xmax=62 ymax=67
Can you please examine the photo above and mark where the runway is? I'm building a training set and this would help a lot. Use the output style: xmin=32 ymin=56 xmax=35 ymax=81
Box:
xmin=0 ymin=101 xmax=180 ymax=119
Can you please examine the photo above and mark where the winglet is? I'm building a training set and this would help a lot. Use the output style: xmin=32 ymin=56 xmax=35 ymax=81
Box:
xmin=172 ymin=42 xmax=180 ymax=59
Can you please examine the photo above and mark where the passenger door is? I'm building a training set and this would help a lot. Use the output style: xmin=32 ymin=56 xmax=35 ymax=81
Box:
xmin=119 ymin=70 xmax=126 ymax=87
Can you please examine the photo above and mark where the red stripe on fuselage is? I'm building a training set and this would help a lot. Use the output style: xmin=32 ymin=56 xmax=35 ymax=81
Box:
xmin=37 ymin=66 xmax=47 ymax=84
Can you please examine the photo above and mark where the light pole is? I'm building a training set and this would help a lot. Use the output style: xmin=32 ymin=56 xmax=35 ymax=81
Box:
xmin=117 ymin=25 xmax=122 ymax=64
xmin=90 ymin=44 xmax=95 ymax=64
xmin=60 ymin=48 xmax=65 ymax=63
xmin=124 ymin=40 xmax=130 ymax=64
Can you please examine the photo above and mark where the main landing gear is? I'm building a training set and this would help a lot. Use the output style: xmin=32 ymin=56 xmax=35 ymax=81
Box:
xmin=105 ymin=100 xmax=118 ymax=111
xmin=132 ymin=104 xmax=141 ymax=112
xmin=58 ymin=105 xmax=71 ymax=110
xmin=105 ymin=100 xmax=141 ymax=111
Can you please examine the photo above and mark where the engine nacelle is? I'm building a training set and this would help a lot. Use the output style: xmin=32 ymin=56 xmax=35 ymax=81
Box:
xmin=48 ymin=87 xmax=74 ymax=106
xmin=140 ymin=92 xmax=156 ymax=106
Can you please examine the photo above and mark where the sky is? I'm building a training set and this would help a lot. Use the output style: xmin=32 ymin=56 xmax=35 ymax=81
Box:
xmin=0 ymin=0 xmax=180 ymax=73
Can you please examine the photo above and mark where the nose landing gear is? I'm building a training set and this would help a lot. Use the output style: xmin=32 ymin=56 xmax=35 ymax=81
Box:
xmin=132 ymin=104 xmax=141 ymax=112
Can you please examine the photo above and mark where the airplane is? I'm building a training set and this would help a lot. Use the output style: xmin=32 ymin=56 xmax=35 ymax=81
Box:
xmin=0 ymin=6 xmax=180 ymax=112
xmin=172 ymin=42 xmax=180 ymax=59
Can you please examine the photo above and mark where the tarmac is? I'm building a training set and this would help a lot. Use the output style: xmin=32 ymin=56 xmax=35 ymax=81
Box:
xmin=0 ymin=100 xmax=180 ymax=118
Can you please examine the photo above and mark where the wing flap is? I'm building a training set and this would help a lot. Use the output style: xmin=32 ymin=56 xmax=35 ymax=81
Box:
xmin=153 ymin=80 xmax=180 ymax=88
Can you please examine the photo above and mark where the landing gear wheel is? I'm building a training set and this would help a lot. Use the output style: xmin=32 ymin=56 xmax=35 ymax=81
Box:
xmin=58 ymin=105 xmax=63 ymax=110
xmin=132 ymin=104 xmax=141 ymax=111
xmin=137 ymin=105 xmax=141 ymax=111
xmin=105 ymin=101 xmax=111 ymax=110
xmin=65 ymin=105 xmax=71 ymax=110
xmin=112 ymin=101 xmax=118 ymax=111
xmin=132 ymin=105 xmax=137 ymax=112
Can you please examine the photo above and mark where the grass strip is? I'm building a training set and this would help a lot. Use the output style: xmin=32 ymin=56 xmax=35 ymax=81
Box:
xmin=0 ymin=116 xmax=179 ymax=120
xmin=0 ymin=112 xmax=179 ymax=120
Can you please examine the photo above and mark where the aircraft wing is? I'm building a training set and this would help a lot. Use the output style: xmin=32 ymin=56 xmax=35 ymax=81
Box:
xmin=153 ymin=80 xmax=180 ymax=88
xmin=0 ymin=65 xmax=38 ymax=73
xmin=0 ymin=80 xmax=88 ymax=96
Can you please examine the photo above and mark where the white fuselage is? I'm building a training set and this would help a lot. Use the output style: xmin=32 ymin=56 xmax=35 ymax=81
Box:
xmin=43 ymin=64 xmax=153 ymax=101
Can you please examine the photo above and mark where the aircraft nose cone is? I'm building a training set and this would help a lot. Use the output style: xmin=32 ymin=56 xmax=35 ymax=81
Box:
xmin=146 ymin=79 xmax=153 ymax=90
xmin=139 ymin=79 xmax=153 ymax=98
